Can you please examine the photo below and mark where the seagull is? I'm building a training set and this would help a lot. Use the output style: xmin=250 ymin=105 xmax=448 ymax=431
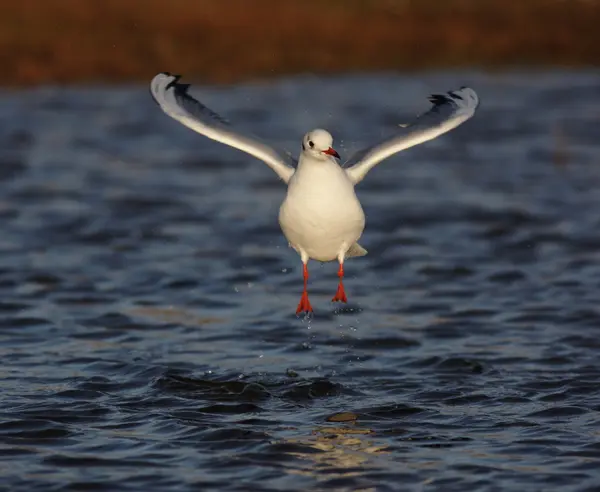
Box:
xmin=150 ymin=73 xmax=479 ymax=314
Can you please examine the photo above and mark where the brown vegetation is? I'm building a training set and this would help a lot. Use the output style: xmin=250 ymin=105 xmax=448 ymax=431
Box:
xmin=1 ymin=0 xmax=598 ymax=86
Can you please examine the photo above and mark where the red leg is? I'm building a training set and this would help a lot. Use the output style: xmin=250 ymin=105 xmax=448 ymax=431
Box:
xmin=332 ymin=263 xmax=348 ymax=303
xmin=296 ymin=263 xmax=313 ymax=314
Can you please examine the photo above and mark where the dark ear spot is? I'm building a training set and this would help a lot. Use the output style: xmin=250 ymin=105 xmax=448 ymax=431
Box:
xmin=302 ymin=142 xmax=305 ymax=151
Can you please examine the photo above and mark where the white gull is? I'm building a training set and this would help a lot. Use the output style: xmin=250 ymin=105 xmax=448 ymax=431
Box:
xmin=150 ymin=73 xmax=479 ymax=314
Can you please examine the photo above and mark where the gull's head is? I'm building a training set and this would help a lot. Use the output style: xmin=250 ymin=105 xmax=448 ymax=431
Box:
xmin=301 ymin=129 xmax=339 ymax=161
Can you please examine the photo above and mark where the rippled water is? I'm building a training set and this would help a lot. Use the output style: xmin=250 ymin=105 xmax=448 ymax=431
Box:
xmin=0 ymin=71 xmax=599 ymax=491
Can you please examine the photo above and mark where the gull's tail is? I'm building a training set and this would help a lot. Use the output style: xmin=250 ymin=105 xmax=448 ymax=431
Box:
xmin=347 ymin=243 xmax=368 ymax=258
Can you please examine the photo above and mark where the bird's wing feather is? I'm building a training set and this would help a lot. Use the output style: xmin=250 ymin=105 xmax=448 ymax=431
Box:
xmin=150 ymin=73 xmax=296 ymax=183
xmin=344 ymin=87 xmax=479 ymax=185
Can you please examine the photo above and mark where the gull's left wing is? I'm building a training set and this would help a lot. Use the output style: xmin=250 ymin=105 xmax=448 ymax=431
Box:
xmin=151 ymin=73 xmax=296 ymax=183
xmin=345 ymin=87 xmax=479 ymax=185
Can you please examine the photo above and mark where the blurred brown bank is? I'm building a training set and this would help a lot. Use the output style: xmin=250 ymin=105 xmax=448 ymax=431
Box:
xmin=2 ymin=0 xmax=598 ymax=86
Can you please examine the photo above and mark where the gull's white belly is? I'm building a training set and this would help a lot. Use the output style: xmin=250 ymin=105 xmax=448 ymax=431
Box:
xmin=278 ymin=173 xmax=365 ymax=262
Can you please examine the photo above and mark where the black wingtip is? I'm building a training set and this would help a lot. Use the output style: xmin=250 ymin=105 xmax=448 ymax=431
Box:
xmin=165 ymin=74 xmax=183 ymax=90
xmin=428 ymin=94 xmax=449 ymax=106
xmin=428 ymin=88 xmax=468 ymax=106
xmin=153 ymin=72 xmax=232 ymax=126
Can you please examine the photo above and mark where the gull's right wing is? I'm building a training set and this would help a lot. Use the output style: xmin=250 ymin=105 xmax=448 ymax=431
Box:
xmin=151 ymin=73 xmax=296 ymax=184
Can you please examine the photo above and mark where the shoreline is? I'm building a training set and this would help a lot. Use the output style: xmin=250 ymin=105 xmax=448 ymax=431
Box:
xmin=2 ymin=0 xmax=598 ymax=87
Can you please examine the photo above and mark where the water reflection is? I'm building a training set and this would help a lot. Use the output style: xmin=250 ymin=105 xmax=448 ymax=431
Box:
xmin=286 ymin=422 xmax=389 ymax=481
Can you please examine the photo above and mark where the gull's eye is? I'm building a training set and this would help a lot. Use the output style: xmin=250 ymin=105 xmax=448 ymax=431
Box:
xmin=308 ymin=141 xmax=314 ymax=148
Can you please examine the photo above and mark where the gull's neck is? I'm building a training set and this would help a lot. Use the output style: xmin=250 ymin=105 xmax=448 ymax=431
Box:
xmin=292 ymin=152 xmax=349 ymax=188
xmin=297 ymin=152 xmax=337 ymax=169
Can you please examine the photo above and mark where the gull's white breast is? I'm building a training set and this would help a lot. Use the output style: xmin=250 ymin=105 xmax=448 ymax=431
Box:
xmin=278 ymin=159 xmax=365 ymax=262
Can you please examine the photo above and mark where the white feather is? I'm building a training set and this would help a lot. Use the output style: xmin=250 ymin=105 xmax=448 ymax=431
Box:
xmin=150 ymin=73 xmax=295 ymax=183
xmin=345 ymin=87 xmax=479 ymax=184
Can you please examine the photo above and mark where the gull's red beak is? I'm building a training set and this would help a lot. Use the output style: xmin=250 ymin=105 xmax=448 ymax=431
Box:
xmin=323 ymin=147 xmax=340 ymax=159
